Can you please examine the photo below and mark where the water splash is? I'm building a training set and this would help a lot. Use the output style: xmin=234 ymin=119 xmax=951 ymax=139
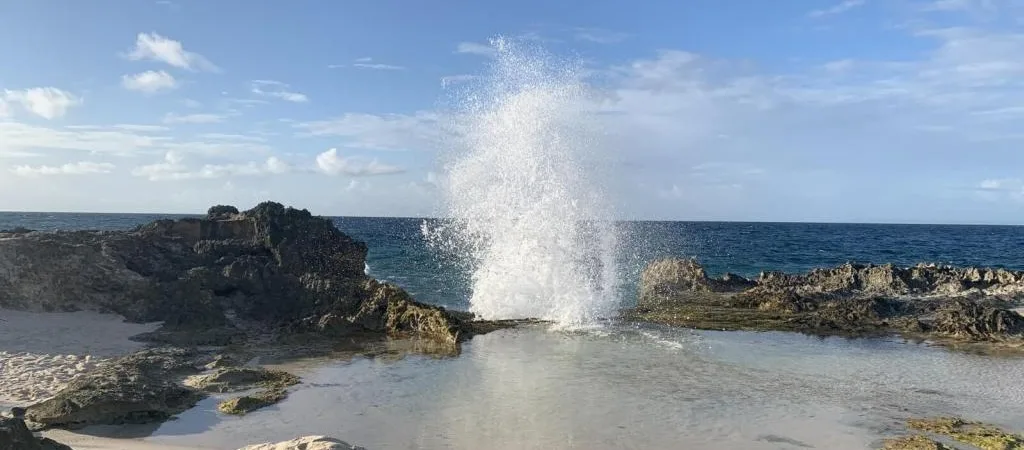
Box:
xmin=426 ymin=38 xmax=619 ymax=327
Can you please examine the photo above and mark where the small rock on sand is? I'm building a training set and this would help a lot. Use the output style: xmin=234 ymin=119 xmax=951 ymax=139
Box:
xmin=237 ymin=436 xmax=367 ymax=450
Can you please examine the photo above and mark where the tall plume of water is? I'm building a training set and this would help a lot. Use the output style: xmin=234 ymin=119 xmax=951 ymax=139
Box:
xmin=425 ymin=38 xmax=620 ymax=327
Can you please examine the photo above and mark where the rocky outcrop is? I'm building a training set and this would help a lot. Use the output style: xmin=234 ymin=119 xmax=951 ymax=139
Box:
xmin=238 ymin=436 xmax=367 ymax=450
xmin=1 ymin=416 xmax=75 ymax=449
xmin=1 ymin=415 xmax=40 ymax=449
xmin=638 ymin=258 xmax=754 ymax=307
xmin=185 ymin=366 xmax=301 ymax=416
xmin=904 ymin=417 xmax=1024 ymax=450
xmin=24 ymin=348 xmax=204 ymax=429
xmin=217 ymin=389 xmax=288 ymax=416
xmin=0 ymin=201 xmax=474 ymax=345
xmin=632 ymin=259 xmax=1024 ymax=345
xmin=184 ymin=367 xmax=299 ymax=394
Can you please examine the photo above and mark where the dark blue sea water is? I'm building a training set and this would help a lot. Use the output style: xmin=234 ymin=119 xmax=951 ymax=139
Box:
xmin=3 ymin=212 xmax=1024 ymax=311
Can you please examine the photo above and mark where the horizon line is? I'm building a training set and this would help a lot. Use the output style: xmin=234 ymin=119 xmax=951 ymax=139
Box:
xmin=0 ymin=209 xmax=1021 ymax=227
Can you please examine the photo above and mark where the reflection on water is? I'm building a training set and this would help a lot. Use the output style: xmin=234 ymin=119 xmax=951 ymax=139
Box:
xmin=137 ymin=325 xmax=1024 ymax=450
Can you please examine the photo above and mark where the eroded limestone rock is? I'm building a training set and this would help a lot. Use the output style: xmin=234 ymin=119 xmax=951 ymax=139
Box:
xmin=237 ymin=436 xmax=367 ymax=450
xmin=632 ymin=258 xmax=1024 ymax=345
xmin=24 ymin=348 xmax=204 ymax=429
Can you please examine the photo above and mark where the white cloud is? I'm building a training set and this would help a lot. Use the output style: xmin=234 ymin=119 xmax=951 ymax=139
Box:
xmin=573 ymin=28 xmax=630 ymax=44
xmin=809 ymin=0 xmax=866 ymax=18
xmin=132 ymin=151 xmax=291 ymax=181
xmin=315 ymin=148 xmax=404 ymax=176
xmin=125 ymin=32 xmax=219 ymax=72
xmin=345 ymin=179 xmax=368 ymax=192
xmin=182 ymin=99 xmax=203 ymax=108
xmin=122 ymin=70 xmax=178 ymax=93
xmin=978 ymin=178 xmax=1023 ymax=191
xmin=225 ymin=98 xmax=270 ymax=108
xmin=12 ymin=161 xmax=115 ymax=177
xmin=0 ymin=99 xmax=9 ymax=119
xmin=114 ymin=124 xmax=170 ymax=132
xmin=335 ymin=57 xmax=407 ymax=70
xmin=163 ymin=112 xmax=230 ymax=124
xmin=296 ymin=112 xmax=442 ymax=151
xmin=196 ymin=133 xmax=265 ymax=142
xmin=975 ymin=178 xmax=1024 ymax=202
xmin=925 ymin=0 xmax=997 ymax=12
xmin=456 ymin=42 xmax=497 ymax=57
xmin=3 ymin=87 xmax=81 ymax=119
xmin=0 ymin=121 xmax=270 ymax=159
xmin=250 ymin=80 xmax=308 ymax=103
xmin=65 ymin=124 xmax=169 ymax=132
xmin=353 ymin=63 xmax=407 ymax=70
xmin=441 ymin=74 xmax=477 ymax=87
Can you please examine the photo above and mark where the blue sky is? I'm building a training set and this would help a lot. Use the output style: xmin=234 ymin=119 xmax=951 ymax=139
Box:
xmin=1 ymin=0 xmax=1023 ymax=223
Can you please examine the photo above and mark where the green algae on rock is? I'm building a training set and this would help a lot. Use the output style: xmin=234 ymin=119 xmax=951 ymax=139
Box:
xmin=882 ymin=435 xmax=954 ymax=450
xmin=217 ymin=388 xmax=289 ymax=416
xmin=184 ymin=367 xmax=299 ymax=394
xmin=907 ymin=417 xmax=1024 ymax=450
xmin=882 ymin=435 xmax=955 ymax=450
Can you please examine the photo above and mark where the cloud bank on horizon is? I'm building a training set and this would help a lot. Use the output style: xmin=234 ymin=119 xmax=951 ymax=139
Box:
xmin=0 ymin=0 xmax=1022 ymax=223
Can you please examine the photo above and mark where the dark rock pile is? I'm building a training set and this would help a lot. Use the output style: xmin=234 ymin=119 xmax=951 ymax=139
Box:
xmin=0 ymin=415 xmax=72 ymax=449
xmin=0 ymin=201 xmax=474 ymax=344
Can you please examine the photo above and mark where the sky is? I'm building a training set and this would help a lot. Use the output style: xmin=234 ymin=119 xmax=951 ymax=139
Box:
xmin=1 ymin=0 xmax=1023 ymax=224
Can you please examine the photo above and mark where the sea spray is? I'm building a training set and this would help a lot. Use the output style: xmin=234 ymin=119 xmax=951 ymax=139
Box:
xmin=425 ymin=38 xmax=619 ymax=327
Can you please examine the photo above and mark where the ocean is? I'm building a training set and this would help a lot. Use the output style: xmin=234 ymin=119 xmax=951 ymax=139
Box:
xmin=3 ymin=212 xmax=1024 ymax=311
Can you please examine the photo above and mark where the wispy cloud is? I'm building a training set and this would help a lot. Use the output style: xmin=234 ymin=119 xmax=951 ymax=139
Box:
xmin=131 ymin=151 xmax=291 ymax=181
xmin=122 ymin=70 xmax=177 ymax=93
xmin=573 ymin=27 xmax=630 ymax=44
xmin=456 ymin=42 xmax=497 ymax=57
xmin=353 ymin=63 xmax=406 ymax=70
xmin=250 ymin=80 xmax=308 ymax=103
xmin=3 ymin=87 xmax=81 ymax=119
xmin=924 ymin=0 xmax=997 ymax=12
xmin=975 ymin=178 xmax=1024 ymax=201
xmin=196 ymin=133 xmax=266 ymax=142
xmin=315 ymin=148 xmax=404 ymax=176
xmin=65 ymin=124 xmax=170 ymax=132
xmin=296 ymin=112 xmax=443 ymax=151
xmin=12 ymin=161 xmax=115 ymax=177
xmin=331 ymin=57 xmax=407 ymax=70
xmin=808 ymin=0 xmax=866 ymax=18
xmin=163 ymin=112 xmax=231 ymax=124
xmin=124 ymin=32 xmax=219 ymax=72
xmin=441 ymin=74 xmax=477 ymax=87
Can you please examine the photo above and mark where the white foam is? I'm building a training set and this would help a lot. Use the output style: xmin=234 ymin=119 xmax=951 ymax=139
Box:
xmin=427 ymin=38 xmax=619 ymax=326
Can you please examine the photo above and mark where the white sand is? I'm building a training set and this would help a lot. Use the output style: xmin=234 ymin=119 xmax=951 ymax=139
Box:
xmin=43 ymin=430 xmax=208 ymax=450
xmin=0 ymin=309 xmax=161 ymax=407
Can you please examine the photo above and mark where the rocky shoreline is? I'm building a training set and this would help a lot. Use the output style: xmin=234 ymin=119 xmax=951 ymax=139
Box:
xmin=0 ymin=202 xmax=514 ymax=449
xmin=628 ymin=258 xmax=1024 ymax=349
xmin=3 ymin=204 xmax=1024 ymax=449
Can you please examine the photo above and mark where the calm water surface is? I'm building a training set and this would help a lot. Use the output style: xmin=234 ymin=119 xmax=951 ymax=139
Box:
xmin=128 ymin=324 xmax=1024 ymax=450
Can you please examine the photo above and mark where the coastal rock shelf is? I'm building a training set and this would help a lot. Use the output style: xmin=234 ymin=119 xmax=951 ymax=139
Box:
xmin=0 ymin=202 xmax=485 ymax=346
xmin=631 ymin=258 xmax=1024 ymax=346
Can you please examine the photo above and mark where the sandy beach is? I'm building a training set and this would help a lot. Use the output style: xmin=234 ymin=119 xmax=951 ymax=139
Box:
xmin=0 ymin=309 xmax=161 ymax=407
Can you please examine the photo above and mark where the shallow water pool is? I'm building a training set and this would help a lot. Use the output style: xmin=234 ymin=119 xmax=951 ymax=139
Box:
xmin=106 ymin=324 xmax=1024 ymax=449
